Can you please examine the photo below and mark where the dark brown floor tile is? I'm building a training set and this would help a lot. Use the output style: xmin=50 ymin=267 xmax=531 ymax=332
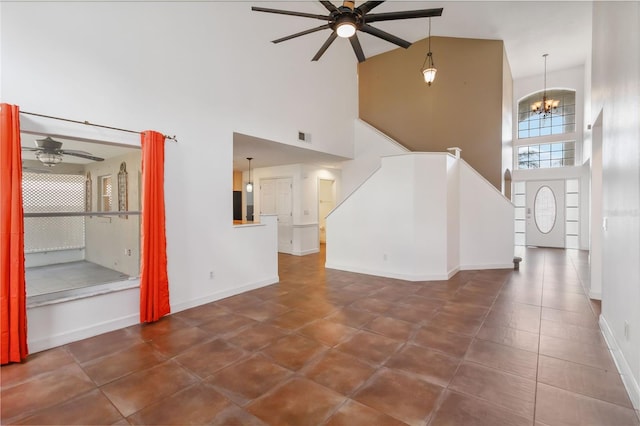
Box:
xmin=248 ymin=284 xmax=288 ymax=301
xmin=483 ymin=308 xmax=541 ymax=334
xmin=495 ymin=289 xmax=543 ymax=306
xmin=538 ymin=355 xmax=633 ymax=408
xmin=127 ymin=383 xmax=232 ymax=425
xmin=364 ymin=315 xmax=414 ymax=341
xmin=490 ymin=300 xmax=542 ymax=316
xmin=210 ymin=404 xmax=268 ymax=426
xmin=15 ymin=389 xmax=123 ymax=425
xmin=541 ymin=307 xmax=599 ymax=329
xmin=174 ymin=338 xmax=247 ymax=378
xmin=540 ymin=319 xmax=607 ymax=346
xmin=247 ymin=377 xmax=345 ymax=425
xmin=450 ymin=290 xmax=497 ymax=308
xmin=100 ymin=360 xmax=198 ymax=417
xmin=65 ymin=328 xmax=143 ymax=363
xmin=215 ymin=293 xmax=263 ymax=311
xmin=476 ymin=323 xmax=539 ymax=353
xmin=414 ymin=283 xmax=459 ymax=300
xmin=198 ymin=313 xmax=257 ymax=336
xmin=325 ymin=399 xmax=407 ymax=426
xmin=349 ymin=297 xmax=393 ymax=314
xmin=535 ymin=383 xmax=640 ymax=426
xmin=224 ymin=323 xmax=288 ymax=351
xmin=304 ymin=350 xmax=376 ymax=396
xmin=233 ymin=301 xmax=291 ymax=322
xmin=298 ymin=319 xmax=358 ymax=346
xmin=81 ymin=342 xmax=165 ymax=386
xmin=542 ymin=290 xmax=593 ymax=313
xmin=0 ymin=347 xmax=75 ymax=389
xmin=267 ymin=309 xmax=319 ymax=330
xmin=465 ymin=339 xmax=538 ymax=380
xmin=441 ymin=302 xmax=490 ymax=320
xmin=427 ymin=311 xmax=484 ymax=336
xmin=412 ymin=326 xmax=473 ymax=357
xmin=449 ymin=362 xmax=536 ymax=418
xmin=372 ymin=286 xmax=418 ymax=302
xmin=1 ymin=363 xmax=96 ymax=423
xmin=148 ymin=326 xmax=213 ymax=357
xmin=539 ymin=335 xmax=616 ymax=370
xmin=171 ymin=302 xmax=229 ymax=326
xmin=385 ymin=344 xmax=460 ymax=387
xmin=353 ymin=368 xmax=443 ymax=426
xmin=396 ymin=294 xmax=445 ymax=312
xmin=262 ymin=334 xmax=326 ymax=371
xmin=462 ymin=278 xmax=504 ymax=296
xmin=335 ymin=330 xmax=402 ymax=365
xmin=430 ymin=390 xmax=532 ymax=426
xmin=205 ymin=354 xmax=292 ymax=405
xmin=384 ymin=302 xmax=439 ymax=323
xmin=326 ymin=307 xmax=377 ymax=328
xmin=127 ymin=315 xmax=192 ymax=341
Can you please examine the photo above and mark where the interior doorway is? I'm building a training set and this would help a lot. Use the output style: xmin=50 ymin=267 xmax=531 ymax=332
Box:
xmin=318 ymin=179 xmax=335 ymax=244
xmin=260 ymin=177 xmax=293 ymax=253
xmin=526 ymin=180 xmax=566 ymax=248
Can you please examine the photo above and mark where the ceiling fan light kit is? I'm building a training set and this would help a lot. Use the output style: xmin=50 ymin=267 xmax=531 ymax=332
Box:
xmin=252 ymin=1 xmax=443 ymax=63
xmin=21 ymin=136 xmax=105 ymax=167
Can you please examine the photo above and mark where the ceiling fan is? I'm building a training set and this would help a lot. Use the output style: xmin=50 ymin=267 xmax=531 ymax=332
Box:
xmin=252 ymin=1 xmax=443 ymax=63
xmin=21 ymin=136 xmax=104 ymax=167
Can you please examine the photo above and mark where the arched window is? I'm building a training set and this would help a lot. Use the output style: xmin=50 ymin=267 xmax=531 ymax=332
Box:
xmin=516 ymin=89 xmax=576 ymax=169
xmin=518 ymin=89 xmax=576 ymax=139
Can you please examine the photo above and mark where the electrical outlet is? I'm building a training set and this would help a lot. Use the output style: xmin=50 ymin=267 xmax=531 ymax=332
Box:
xmin=124 ymin=248 xmax=132 ymax=256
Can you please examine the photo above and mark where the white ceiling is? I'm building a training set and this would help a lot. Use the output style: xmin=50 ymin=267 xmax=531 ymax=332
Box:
xmin=236 ymin=1 xmax=593 ymax=171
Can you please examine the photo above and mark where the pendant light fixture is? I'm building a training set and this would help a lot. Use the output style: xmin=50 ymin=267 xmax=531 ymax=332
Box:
xmin=245 ymin=157 xmax=253 ymax=193
xmin=421 ymin=17 xmax=437 ymax=85
xmin=531 ymin=54 xmax=559 ymax=118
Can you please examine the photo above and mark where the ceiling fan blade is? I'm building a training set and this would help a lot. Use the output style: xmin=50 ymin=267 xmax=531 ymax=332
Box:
xmin=21 ymin=146 xmax=39 ymax=151
xmin=349 ymin=33 xmax=366 ymax=63
xmin=365 ymin=7 xmax=443 ymax=23
xmin=272 ymin=24 xmax=331 ymax=44
xmin=357 ymin=1 xmax=385 ymax=15
xmin=360 ymin=24 xmax=411 ymax=49
xmin=251 ymin=6 xmax=328 ymax=21
xmin=61 ymin=151 xmax=104 ymax=161
xmin=312 ymin=32 xmax=338 ymax=61
xmin=319 ymin=1 xmax=338 ymax=12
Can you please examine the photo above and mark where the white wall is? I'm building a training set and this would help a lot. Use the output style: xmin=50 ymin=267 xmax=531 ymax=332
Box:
xmin=340 ymin=119 xmax=409 ymax=201
xmin=84 ymin=151 xmax=141 ymax=277
xmin=327 ymin=153 xmax=514 ymax=281
xmin=248 ymin=163 xmax=341 ymax=256
xmin=2 ymin=1 xmax=357 ymax=351
xmin=459 ymin=161 xmax=514 ymax=269
xmin=591 ymin=1 xmax=640 ymax=410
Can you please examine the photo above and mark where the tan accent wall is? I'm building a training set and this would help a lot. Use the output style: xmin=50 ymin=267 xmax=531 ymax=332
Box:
xmin=358 ymin=36 xmax=507 ymax=189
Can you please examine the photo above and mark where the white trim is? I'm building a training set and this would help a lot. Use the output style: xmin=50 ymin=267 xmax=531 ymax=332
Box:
xmin=325 ymin=263 xmax=449 ymax=282
xmin=459 ymin=263 xmax=514 ymax=271
xmin=292 ymin=248 xmax=320 ymax=256
xmin=170 ymin=276 xmax=279 ymax=314
xmin=600 ymin=315 xmax=640 ymax=410
xmin=589 ymin=290 xmax=602 ymax=300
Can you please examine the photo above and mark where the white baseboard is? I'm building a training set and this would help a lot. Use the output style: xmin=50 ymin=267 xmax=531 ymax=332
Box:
xmin=459 ymin=263 xmax=514 ymax=270
xmin=600 ymin=315 xmax=640 ymax=410
xmin=589 ymin=290 xmax=602 ymax=300
xmin=447 ymin=266 xmax=461 ymax=279
xmin=292 ymin=248 xmax=320 ymax=256
xmin=325 ymin=262 xmax=449 ymax=281
xmin=171 ymin=276 xmax=280 ymax=314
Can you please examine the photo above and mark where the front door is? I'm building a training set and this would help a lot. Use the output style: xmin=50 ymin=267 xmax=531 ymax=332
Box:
xmin=526 ymin=180 xmax=565 ymax=248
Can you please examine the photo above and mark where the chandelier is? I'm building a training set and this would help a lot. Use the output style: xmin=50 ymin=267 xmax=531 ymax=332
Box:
xmin=531 ymin=54 xmax=559 ymax=117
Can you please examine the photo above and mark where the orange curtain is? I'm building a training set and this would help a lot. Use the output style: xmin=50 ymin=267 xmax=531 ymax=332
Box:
xmin=139 ymin=130 xmax=170 ymax=322
xmin=0 ymin=103 xmax=28 ymax=364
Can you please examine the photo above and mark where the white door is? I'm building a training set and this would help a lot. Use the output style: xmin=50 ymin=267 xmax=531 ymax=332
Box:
xmin=260 ymin=178 xmax=293 ymax=253
xmin=318 ymin=179 xmax=335 ymax=244
xmin=526 ymin=180 xmax=565 ymax=248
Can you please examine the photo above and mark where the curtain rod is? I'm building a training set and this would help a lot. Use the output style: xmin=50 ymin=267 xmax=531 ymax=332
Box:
xmin=19 ymin=110 xmax=178 ymax=143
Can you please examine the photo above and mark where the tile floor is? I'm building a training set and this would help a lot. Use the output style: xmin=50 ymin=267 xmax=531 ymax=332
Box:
xmin=2 ymin=247 xmax=639 ymax=425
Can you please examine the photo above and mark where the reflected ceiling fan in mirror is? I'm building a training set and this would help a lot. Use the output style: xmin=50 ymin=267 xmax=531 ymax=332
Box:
xmin=21 ymin=136 xmax=104 ymax=167
xmin=252 ymin=0 xmax=443 ymax=63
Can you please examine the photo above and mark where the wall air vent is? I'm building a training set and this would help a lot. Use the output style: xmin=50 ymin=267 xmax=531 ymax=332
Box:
xmin=298 ymin=131 xmax=311 ymax=143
